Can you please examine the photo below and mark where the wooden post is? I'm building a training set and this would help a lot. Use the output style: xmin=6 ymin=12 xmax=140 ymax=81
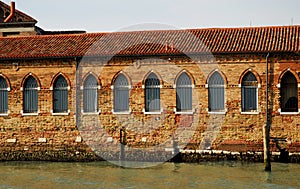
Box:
xmin=263 ymin=124 xmax=271 ymax=171
xmin=120 ymin=127 xmax=126 ymax=162
xmin=264 ymin=53 xmax=271 ymax=171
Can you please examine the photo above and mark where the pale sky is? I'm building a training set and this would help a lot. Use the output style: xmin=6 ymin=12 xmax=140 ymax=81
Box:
xmin=5 ymin=0 xmax=300 ymax=32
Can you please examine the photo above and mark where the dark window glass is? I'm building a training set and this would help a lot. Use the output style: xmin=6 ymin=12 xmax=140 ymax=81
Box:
xmin=242 ymin=72 xmax=258 ymax=111
xmin=0 ymin=77 xmax=8 ymax=113
xmin=83 ymin=75 xmax=98 ymax=113
xmin=280 ymin=72 xmax=298 ymax=112
xmin=145 ymin=73 xmax=160 ymax=112
xmin=114 ymin=74 xmax=130 ymax=112
xmin=53 ymin=76 xmax=68 ymax=113
xmin=176 ymin=73 xmax=192 ymax=112
xmin=208 ymin=72 xmax=225 ymax=111
xmin=23 ymin=76 xmax=38 ymax=113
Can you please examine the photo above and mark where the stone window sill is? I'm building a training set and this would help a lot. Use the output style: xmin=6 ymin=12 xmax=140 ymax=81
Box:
xmin=51 ymin=110 xmax=70 ymax=116
xmin=82 ymin=111 xmax=101 ymax=115
xmin=241 ymin=111 xmax=260 ymax=115
xmin=174 ymin=108 xmax=195 ymax=115
xmin=112 ymin=110 xmax=131 ymax=115
xmin=208 ymin=111 xmax=226 ymax=115
xmin=175 ymin=111 xmax=194 ymax=115
xmin=280 ymin=112 xmax=299 ymax=115
xmin=278 ymin=108 xmax=300 ymax=115
xmin=52 ymin=112 xmax=70 ymax=116
xmin=0 ymin=112 xmax=9 ymax=116
xmin=143 ymin=109 xmax=163 ymax=115
xmin=22 ymin=113 xmax=39 ymax=116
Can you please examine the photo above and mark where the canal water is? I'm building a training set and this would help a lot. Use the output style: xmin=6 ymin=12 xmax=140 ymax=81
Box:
xmin=0 ymin=161 xmax=299 ymax=189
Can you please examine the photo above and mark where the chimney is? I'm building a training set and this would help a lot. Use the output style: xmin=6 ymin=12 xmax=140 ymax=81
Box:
xmin=4 ymin=1 xmax=16 ymax=23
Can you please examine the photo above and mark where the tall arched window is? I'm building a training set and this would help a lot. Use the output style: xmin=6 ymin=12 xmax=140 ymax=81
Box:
xmin=242 ymin=72 xmax=258 ymax=112
xmin=208 ymin=72 xmax=225 ymax=112
xmin=53 ymin=76 xmax=68 ymax=113
xmin=280 ymin=72 xmax=298 ymax=112
xmin=114 ymin=74 xmax=129 ymax=112
xmin=176 ymin=72 xmax=192 ymax=112
xmin=83 ymin=75 xmax=98 ymax=113
xmin=0 ymin=76 xmax=8 ymax=114
xmin=23 ymin=76 xmax=38 ymax=113
xmin=145 ymin=73 xmax=160 ymax=112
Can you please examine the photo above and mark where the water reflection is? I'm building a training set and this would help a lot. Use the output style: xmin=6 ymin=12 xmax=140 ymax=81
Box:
xmin=0 ymin=161 xmax=299 ymax=189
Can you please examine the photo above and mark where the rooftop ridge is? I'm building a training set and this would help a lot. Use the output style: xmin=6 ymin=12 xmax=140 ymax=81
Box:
xmin=1 ymin=24 xmax=299 ymax=39
xmin=0 ymin=25 xmax=299 ymax=59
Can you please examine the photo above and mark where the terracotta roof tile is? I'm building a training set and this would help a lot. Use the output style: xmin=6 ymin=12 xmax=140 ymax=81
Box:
xmin=0 ymin=25 xmax=299 ymax=59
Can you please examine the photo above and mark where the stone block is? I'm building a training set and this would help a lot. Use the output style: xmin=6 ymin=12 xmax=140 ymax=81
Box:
xmin=7 ymin=139 xmax=16 ymax=143
xmin=38 ymin=138 xmax=47 ymax=143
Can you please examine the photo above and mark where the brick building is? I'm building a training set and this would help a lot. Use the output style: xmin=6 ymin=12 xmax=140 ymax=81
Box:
xmin=0 ymin=1 xmax=300 ymax=161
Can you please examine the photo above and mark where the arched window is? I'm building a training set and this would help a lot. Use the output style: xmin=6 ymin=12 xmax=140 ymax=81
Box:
xmin=0 ymin=76 xmax=8 ymax=114
xmin=145 ymin=73 xmax=160 ymax=112
xmin=208 ymin=72 xmax=225 ymax=112
xmin=242 ymin=72 xmax=258 ymax=112
xmin=53 ymin=76 xmax=68 ymax=113
xmin=23 ymin=76 xmax=38 ymax=113
xmin=113 ymin=74 xmax=129 ymax=112
xmin=176 ymin=72 xmax=192 ymax=112
xmin=83 ymin=75 xmax=98 ymax=113
xmin=280 ymin=72 xmax=298 ymax=112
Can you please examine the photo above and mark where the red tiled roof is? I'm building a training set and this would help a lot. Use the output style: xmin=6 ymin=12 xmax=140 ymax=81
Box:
xmin=0 ymin=1 xmax=37 ymax=23
xmin=0 ymin=25 xmax=299 ymax=59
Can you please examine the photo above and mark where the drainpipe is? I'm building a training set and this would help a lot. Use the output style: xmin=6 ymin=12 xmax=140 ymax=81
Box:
xmin=4 ymin=1 xmax=16 ymax=23
xmin=264 ymin=52 xmax=271 ymax=172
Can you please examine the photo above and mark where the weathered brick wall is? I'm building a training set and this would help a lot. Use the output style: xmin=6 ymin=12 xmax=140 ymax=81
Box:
xmin=0 ymin=53 xmax=300 ymax=161
xmin=78 ymin=53 xmax=300 ymax=154
xmin=0 ymin=59 xmax=86 ymax=156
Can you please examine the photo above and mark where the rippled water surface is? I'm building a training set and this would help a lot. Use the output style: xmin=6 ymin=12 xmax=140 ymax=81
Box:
xmin=0 ymin=161 xmax=299 ymax=189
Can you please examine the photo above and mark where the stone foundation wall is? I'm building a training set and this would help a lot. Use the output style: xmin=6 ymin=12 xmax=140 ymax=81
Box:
xmin=1 ymin=148 xmax=300 ymax=163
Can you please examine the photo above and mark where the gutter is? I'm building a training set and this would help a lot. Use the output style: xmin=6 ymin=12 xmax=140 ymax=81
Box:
xmin=0 ymin=56 xmax=82 ymax=62
xmin=0 ymin=22 xmax=37 ymax=26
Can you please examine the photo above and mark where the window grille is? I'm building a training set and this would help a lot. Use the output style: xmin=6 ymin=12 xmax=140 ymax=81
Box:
xmin=53 ymin=76 xmax=68 ymax=113
xmin=208 ymin=72 xmax=225 ymax=111
xmin=145 ymin=73 xmax=160 ymax=112
xmin=0 ymin=77 xmax=8 ymax=113
xmin=176 ymin=72 xmax=192 ymax=112
xmin=83 ymin=75 xmax=98 ymax=113
xmin=23 ymin=76 xmax=38 ymax=113
xmin=114 ymin=74 xmax=129 ymax=112
xmin=242 ymin=72 xmax=258 ymax=111
xmin=280 ymin=72 xmax=298 ymax=112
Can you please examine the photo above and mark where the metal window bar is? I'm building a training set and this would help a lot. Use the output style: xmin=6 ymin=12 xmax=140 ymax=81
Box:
xmin=23 ymin=76 xmax=38 ymax=113
xmin=145 ymin=73 xmax=160 ymax=112
xmin=0 ymin=77 xmax=8 ymax=113
xmin=208 ymin=72 xmax=224 ymax=111
xmin=242 ymin=87 xmax=257 ymax=111
xmin=242 ymin=72 xmax=258 ymax=111
xmin=280 ymin=72 xmax=298 ymax=112
xmin=176 ymin=73 xmax=192 ymax=111
xmin=83 ymin=75 xmax=98 ymax=113
xmin=53 ymin=76 xmax=68 ymax=113
xmin=114 ymin=74 xmax=129 ymax=112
